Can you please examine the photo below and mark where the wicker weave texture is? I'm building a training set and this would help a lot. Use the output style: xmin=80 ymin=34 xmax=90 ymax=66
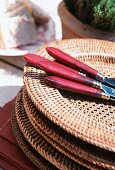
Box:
xmin=15 ymin=89 xmax=86 ymax=170
xmin=24 ymin=39 xmax=115 ymax=152
xmin=11 ymin=106 xmax=57 ymax=170
xmin=23 ymin=87 xmax=115 ymax=170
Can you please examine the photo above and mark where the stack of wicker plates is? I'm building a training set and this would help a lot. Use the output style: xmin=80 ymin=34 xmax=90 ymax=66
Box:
xmin=12 ymin=39 xmax=115 ymax=170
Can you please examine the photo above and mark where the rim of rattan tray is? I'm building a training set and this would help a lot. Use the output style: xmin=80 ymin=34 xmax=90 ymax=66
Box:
xmin=11 ymin=106 xmax=57 ymax=170
xmin=23 ymin=38 xmax=115 ymax=152
xmin=23 ymin=87 xmax=115 ymax=170
xmin=22 ymin=87 xmax=105 ymax=170
xmin=15 ymin=89 xmax=86 ymax=170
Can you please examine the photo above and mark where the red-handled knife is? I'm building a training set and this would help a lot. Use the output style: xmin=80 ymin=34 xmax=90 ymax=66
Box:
xmin=23 ymin=53 xmax=96 ymax=86
xmin=45 ymin=76 xmax=115 ymax=101
xmin=23 ymin=53 xmax=115 ymax=99
xmin=46 ymin=47 xmax=115 ymax=88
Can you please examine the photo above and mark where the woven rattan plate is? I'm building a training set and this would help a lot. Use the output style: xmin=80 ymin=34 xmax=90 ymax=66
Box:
xmin=15 ymin=89 xmax=86 ymax=170
xmin=24 ymin=39 xmax=115 ymax=152
xmin=11 ymin=106 xmax=57 ymax=170
xmin=23 ymin=87 xmax=115 ymax=170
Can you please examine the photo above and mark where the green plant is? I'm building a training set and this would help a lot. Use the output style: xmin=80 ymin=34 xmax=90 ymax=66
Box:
xmin=64 ymin=0 xmax=115 ymax=32
xmin=93 ymin=0 xmax=115 ymax=31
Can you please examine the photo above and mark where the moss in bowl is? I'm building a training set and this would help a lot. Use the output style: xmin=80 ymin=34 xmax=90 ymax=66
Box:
xmin=63 ymin=0 xmax=115 ymax=32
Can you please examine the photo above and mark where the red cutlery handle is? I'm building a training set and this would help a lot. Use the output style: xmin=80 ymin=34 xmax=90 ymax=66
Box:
xmin=46 ymin=47 xmax=98 ymax=78
xmin=23 ymin=53 xmax=97 ymax=87
xmin=23 ymin=53 xmax=46 ymax=65
xmin=45 ymin=76 xmax=103 ymax=98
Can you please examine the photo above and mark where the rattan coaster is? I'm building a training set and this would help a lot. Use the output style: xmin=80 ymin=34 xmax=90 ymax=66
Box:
xmin=23 ymin=87 xmax=115 ymax=170
xmin=15 ymin=89 xmax=86 ymax=170
xmin=11 ymin=107 xmax=57 ymax=170
xmin=24 ymin=38 xmax=115 ymax=152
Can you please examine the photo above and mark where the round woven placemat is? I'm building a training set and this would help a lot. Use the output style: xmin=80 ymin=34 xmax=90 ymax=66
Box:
xmin=23 ymin=87 xmax=115 ymax=170
xmin=24 ymin=38 xmax=115 ymax=152
xmin=11 ymin=106 xmax=57 ymax=170
xmin=15 ymin=89 xmax=86 ymax=170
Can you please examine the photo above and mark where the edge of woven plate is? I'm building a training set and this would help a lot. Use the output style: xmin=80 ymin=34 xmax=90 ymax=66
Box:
xmin=15 ymin=89 xmax=87 ymax=170
xmin=23 ymin=87 xmax=115 ymax=170
xmin=24 ymin=38 xmax=115 ymax=152
xmin=11 ymin=104 xmax=57 ymax=170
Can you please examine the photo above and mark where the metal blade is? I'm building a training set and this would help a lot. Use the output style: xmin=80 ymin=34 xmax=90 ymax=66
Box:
xmin=103 ymin=77 xmax=115 ymax=88
xmin=109 ymin=96 xmax=115 ymax=101
xmin=101 ymin=84 xmax=115 ymax=98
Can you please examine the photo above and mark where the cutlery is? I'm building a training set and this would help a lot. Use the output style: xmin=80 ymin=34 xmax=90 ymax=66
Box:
xmin=46 ymin=47 xmax=115 ymax=88
xmin=23 ymin=53 xmax=115 ymax=99
xmin=45 ymin=76 xmax=115 ymax=101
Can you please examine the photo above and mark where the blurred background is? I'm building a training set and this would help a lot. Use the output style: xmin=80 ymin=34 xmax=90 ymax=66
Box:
xmin=0 ymin=0 xmax=114 ymax=106
xmin=0 ymin=0 xmax=62 ymax=107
